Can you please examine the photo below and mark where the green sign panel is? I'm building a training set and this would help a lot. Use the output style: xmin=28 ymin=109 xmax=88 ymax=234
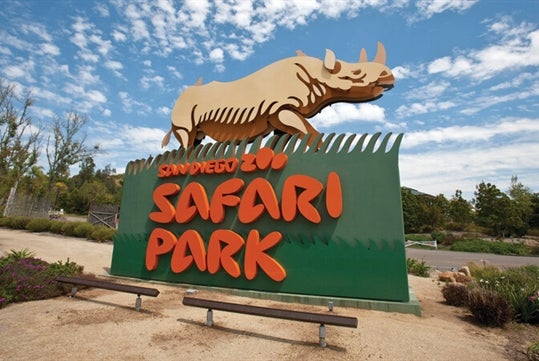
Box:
xmin=111 ymin=132 xmax=409 ymax=302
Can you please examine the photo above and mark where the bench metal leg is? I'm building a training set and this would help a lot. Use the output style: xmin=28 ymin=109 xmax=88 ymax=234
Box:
xmin=135 ymin=295 xmax=142 ymax=311
xmin=70 ymin=286 xmax=78 ymax=297
xmin=319 ymin=324 xmax=326 ymax=348
xmin=206 ymin=309 xmax=213 ymax=327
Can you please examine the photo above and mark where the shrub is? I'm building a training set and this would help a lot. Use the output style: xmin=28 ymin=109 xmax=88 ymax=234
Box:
xmin=450 ymin=239 xmax=531 ymax=256
xmin=61 ymin=221 xmax=79 ymax=237
xmin=471 ymin=264 xmax=539 ymax=324
xmin=49 ymin=220 xmax=65 ymax=234
xmin=407 ymin=258 xmax=431 ymax=277
xmin=528 ymin=341 xmax=539 ymax=361
xmin=90 ymin=226 xmax=116 ymax=242
xmin=467 ymin=287 xmax=514 ymax=327
xmin=6 ymin=216 xmax=32 ymax=230
xmin=0 ymin=251 xmax=83 ymax=307
xmin=0 ymin=248 xmax=35 ymax=267
xmin=442 ymin=283 xmax=469 ymax=307
xmin=73 ymin=222 xmax=94 ymax=238
xmin=26 ymin=218 xmax=53 ymax=233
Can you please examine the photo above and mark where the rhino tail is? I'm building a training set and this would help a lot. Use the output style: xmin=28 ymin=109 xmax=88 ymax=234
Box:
xmin=161 ymin=128 xmax=172 ymax=148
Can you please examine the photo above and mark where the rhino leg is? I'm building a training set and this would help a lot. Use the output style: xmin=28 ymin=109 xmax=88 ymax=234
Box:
xmin=173 ymin=128 xmax=194 ymax=148
xmin=273 ymin=109 xmax=320 ymax=146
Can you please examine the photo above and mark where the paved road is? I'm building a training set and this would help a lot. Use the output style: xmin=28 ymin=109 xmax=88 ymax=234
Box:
xmin=406 ymin=248 xmax=539 ymax=270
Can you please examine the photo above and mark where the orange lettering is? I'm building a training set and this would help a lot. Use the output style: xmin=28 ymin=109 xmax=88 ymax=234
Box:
xmin=240 ymin=153 xmax=257 ymax=172
xmin=210 ymin=178 xmax=245 ymax=223
xmin=244 ymin=230 xmax=286 ymax=281
xmin=171 ymin=229 xmax=207 ymax=273
xmin=175 ymin=182 xmax=210 ymax=223
xmin=207 ymin=229 xmax=245 ymax=278
xmin=326 ymin=171 xmax=343 ymax=218
xmin=149 ymin=183 xmax=180 ymax=223
xmin=146 ymin=228 xmax=177 ymax=271
xmin=255 ymin=147 xmax=273 ymax=170
xmin=281 ymin=175 xmax=323 ymax=223
xmin=238 ymin=178 xmax=280 ymax=223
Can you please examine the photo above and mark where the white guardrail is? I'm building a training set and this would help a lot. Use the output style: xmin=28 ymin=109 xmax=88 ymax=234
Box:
xmin=405 ymin=240 xmax=438 ymax=249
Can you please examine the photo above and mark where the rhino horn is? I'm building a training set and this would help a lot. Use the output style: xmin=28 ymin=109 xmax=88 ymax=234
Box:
xmin=372 ymin=42 xmax=387 ymax=64
xmin=324 ymin=49 xmax=337 ymax=72
xmin=359 ymin=48 xmax=367 ymax=63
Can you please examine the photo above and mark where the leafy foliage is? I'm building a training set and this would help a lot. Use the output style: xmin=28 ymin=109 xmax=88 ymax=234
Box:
xmin=471 ymin=264 xmax=539 ymax=324
xmin=467 ymin=287 xmax=514 ymax=327
xmin=441 ymin=283 xmax=469 ymax=307
xmin=1 ymin=216 xmax=116 ymax=242
xmin=0 ymin=250 xmax=83 ymax=308
xmin=450 ymin=239 xmax=531 ymax=256
xmin=0 ymin=80 xmax=40 ymax=199
xmin=406 ymin=258 xmax=431 ymax=277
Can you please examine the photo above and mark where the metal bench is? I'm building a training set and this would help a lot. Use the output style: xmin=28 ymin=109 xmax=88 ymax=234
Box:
xmin=55 ymin=275 xmax=160 ymax=311
xmin=182 ymin=296 xmax=358 ymax=347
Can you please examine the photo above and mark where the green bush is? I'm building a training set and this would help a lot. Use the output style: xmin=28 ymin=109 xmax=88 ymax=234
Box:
xmin=61 ymin=221 xmax=79 ymax=237
xmin=6 ymin=216 xmax=32 ymax=230
xmin=49 ymin=220 xmax=65 ymax=234
xmin=90 ymin=226 xmax=116 ymax=242
xmin=405 ymin=234 xmax=432 ymax=242
xmin=0 ymin=248 xmax=35 ymax=267
xmin=467 ymin=287 xmax=514 ymax=327
xmin=467 ymin=264 xmax=539 ymax=324
xmin=73 ymin=222 xmax=95 ymax=238
xmin=450 ymin=239 xmax=531 ymax=256
xmin=432 ymin=231 xmax=459 ymax=246
xmin=0 ymin=250 xmax=83 ymax=308
xmin=407 ymin=258 xmax=431 ymax=277
xmin=26 ymin=218 xmax=53 ymax=232
xmin=441 ymin=283 xmax=469 ymax=307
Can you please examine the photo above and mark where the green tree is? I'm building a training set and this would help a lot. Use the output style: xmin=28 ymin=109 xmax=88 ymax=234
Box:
xmin=45 ymin=112 xmax=98 ymax=195
xmin=401 ymin=188 xmax=421 ymax=233
xmin=508 ymin=175 xmax=533 ymax=235
xmin=530 ymin=193 xmax=539 ymax=229
xmin=448 ymin=190 xmax=473 ymax=230
xmin=474 ymin=181 xmax=522 ymax=237
xmin=0 ymin=79 xmax=40 ymax=197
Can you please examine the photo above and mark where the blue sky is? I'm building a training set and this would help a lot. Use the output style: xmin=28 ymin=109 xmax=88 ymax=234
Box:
xmin=1 ymin=0 xmax=538 ymax=200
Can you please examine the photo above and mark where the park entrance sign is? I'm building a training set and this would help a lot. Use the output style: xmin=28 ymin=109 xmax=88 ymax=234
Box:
xmin=111 ymin=43 xmax=410 ymax=303
xmin=110 ymin=132 xmax=409 ymax=302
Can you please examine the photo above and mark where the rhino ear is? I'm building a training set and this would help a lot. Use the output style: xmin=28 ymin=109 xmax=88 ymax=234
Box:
xmin=296 ymin=50 xmax=307 ymax=56
xmin=324 ymin=49 xmax=336 ymax=72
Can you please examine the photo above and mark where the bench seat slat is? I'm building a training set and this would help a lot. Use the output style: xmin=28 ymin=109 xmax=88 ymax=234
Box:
xmin=55 ymin=276 xmax=159 ymax=297
xmin=183 ymin=296 xmax=357 ymax=328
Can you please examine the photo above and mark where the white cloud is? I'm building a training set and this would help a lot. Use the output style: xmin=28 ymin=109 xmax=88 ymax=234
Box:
xmin=312 ymin=103 xmax=387 ymax=128
xmin=94 ymin=3 xmax=109 ymax=17
xmin=2 ymin=60 xmax=35 ymax=82
xmin=104 ymin=60 xmax=124 ymax=77
xmin=396 ymin=100 xmax=456 ymax=118
xmin=416 ymin=0 xmax=478 ymax=19
xmin=402 ymin=117 xmax=539 ymax=149
xmin=86 ymin=89 xmax=107 ymax=104
xmin=118 ymin=91 xmax=152 ymax=114
xmin=209 ymin=48 xmax=224 ymax=63
xmin=406 ymin=81 xmax=450 ymax=100
xmin=392 ymin=65 xmax=411 ymax=79
xmin=40 ymin=43 xmax=60 ymax=56
xmin=427 ymin=22 xmax=539 ymax=81
xmin=400 ymin=140 xmax=539 ymax=199
xmin=140 ymin=75 xmax=165 ymax=89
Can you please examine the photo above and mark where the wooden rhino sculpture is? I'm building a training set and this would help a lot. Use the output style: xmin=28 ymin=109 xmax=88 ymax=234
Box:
xmin=162 ymin=42 xmax=395 ymax=148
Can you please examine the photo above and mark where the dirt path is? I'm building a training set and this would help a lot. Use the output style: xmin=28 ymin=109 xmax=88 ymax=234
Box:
xmin=0 ymin=228 xmax=533 ymax=360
